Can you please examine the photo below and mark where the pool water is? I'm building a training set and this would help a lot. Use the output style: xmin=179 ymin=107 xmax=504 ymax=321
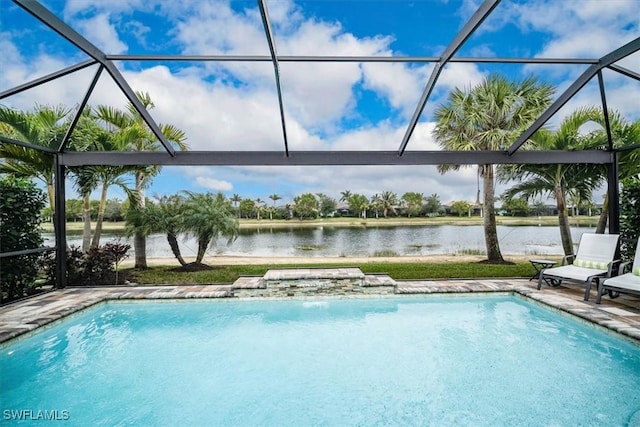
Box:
xmin=2 ymin=296 xmax=640 ymax=426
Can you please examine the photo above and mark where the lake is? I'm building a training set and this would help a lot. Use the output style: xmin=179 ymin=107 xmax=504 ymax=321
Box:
xmin=43 ymin=224 xmax=596 ymax=258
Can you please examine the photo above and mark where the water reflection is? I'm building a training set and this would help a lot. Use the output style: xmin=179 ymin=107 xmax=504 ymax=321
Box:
xmin=44 ymin=224 xmax=595 ymax=258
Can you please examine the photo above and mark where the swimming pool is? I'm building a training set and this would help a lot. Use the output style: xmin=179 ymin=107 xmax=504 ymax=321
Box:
xmin=2 ymin=295 xmax=639 ymax=426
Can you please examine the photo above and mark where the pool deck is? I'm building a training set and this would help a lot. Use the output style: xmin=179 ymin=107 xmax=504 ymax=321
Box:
xmin=1 ymin=276 xmax=640 ymax=345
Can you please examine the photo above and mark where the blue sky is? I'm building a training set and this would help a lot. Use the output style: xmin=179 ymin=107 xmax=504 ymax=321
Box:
xmin=1 ymin=0 xmax=639 ymax=205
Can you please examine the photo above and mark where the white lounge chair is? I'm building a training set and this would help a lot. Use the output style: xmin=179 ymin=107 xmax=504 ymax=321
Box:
xmin=596 ymin=238 xmax=640 ymax=304
xmin=538 ymin=233 xmax=620 ymax=301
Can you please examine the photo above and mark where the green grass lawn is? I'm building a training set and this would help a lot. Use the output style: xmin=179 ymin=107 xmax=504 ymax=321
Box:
xmin=128 ymin=260 xmax=540 ymax=285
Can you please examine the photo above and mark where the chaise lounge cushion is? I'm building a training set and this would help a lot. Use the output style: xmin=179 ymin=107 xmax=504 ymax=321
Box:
xmin=601 ymin=273 xmax=640 ymax=292
xmin=597 ymin=237 xmax=640 ymax=304
xmin=542 ymin=264 xmax=608 ymax=282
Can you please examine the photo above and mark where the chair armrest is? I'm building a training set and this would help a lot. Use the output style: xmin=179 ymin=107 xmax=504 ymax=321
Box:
xmin=608 ymin=260 xmax=621 ymax=277
xmin=562 ymin=254 xmax=575 ymax=265
xmin=616 ymin=260 xmax=632 ymax=276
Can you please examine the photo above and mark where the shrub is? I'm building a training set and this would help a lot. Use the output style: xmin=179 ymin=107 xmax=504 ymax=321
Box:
xmin=0 ymin=177 xmax=46 ymax=303
xmin=620 ymin=176 xmax=640 ymax=261
xmin=42 ymin=242 xmax=131 ymax=286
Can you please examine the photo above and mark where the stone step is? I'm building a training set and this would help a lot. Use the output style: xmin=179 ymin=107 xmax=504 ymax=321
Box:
xmin=231 ymin=276 xmax=265 ymax=289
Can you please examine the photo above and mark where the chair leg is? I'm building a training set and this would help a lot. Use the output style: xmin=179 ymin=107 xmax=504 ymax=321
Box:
xmin=595 ymin=279 xmax=603 ymax=304
xmin=584 ymin=279 xmax=592 ymax=301
xmin=537 ymin=271 xmax=545 ymax=290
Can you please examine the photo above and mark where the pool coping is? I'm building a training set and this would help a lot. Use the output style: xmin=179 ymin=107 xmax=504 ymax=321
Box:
xmin=1 ymin=278 xmax=639 ymax=345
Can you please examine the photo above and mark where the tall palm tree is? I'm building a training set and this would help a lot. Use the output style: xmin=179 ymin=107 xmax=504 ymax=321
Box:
xmin=73 ymin=164 xmax=133 ymax=249
xmin=268 ymin=193 xmax=281 ymax=220
xmin=0 ymin=105 xmax=72 ymax=212
xmin=181 ymin=192 xmax=239 ymax=264
xmin=434 ymin=74 xmax=554 ymax=263
xmin=498 ymin=107 xmax=603 ymax=256
xmin=71 ymin=114 xmax=137 ymax=249
xmin=95 ymin=92 xmax=187 ymax=268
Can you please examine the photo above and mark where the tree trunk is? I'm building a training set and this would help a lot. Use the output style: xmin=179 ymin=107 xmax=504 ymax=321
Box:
xmin=134 ymin=171 xmax=147 ymax=269
xmin=46 ymin=181 xmax=56 ymax=210
xmin=82 ymin=192 xmax=92 ymax=252
xmin=195 ymin=236 xmax=210 ymax=264
xmin=596 ymin=193 xmax=609 ymax=234
xmin=555 ymin=185 xmax=574 ymax=256
xmin=167 ymin=233 xmax=186 ymax=266
xmin=90 ymin=183 xmax=108 ymax=248
xmin=482 ymin=165 xmax=504 ymax=263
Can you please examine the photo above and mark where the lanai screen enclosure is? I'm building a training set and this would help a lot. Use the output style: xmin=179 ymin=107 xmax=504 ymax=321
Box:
xmin=0 ymin=0 xmax=639 ymax=287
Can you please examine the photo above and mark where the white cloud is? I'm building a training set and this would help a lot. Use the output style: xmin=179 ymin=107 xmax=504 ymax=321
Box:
xmin=74 ymin=13 xmax=128 ymax=54
xmin=503 ymin=0 xmax=638 ymax=59
xmin=361 ymin=63 xmax=429 ymax=117
xmin=172 ymin=1 xmax=269 ymax=55
xmin=63 ymin=0 xmax=149 ymax=20
xmin=195 ymin=176 xmax=233 ymax=192
xmin=0 ymin=35 xmax=98 ymax=110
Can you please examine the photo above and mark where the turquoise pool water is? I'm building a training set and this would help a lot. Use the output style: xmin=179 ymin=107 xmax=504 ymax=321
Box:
xmin=2 ymin=296 xmax=639 ymax=426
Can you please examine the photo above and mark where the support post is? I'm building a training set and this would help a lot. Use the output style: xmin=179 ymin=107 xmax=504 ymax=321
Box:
xmin=54 ymin=155 xmax=67 ymax=289
xmin=607 ymin=152 xmax=620 ymax=235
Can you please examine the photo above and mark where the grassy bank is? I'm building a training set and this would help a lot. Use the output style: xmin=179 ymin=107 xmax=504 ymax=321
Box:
xmin=129 ymin=260 xmax=538 ymax=285
xmin=43 ymin=215 xmax=599 ymax=233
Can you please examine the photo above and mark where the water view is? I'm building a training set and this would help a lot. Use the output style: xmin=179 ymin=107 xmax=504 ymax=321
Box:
xmin=44 ymin=225 xmax=596 ymax=258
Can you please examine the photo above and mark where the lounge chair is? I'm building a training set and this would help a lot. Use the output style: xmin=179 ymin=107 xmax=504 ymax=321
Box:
xmin=538 ymin=233 xmax=620 ymax=301
xmin=596 ymin=237 xmax=640 ymax=304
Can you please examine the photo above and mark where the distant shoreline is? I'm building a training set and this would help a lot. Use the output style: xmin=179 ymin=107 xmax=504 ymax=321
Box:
xmin=42 ymin=215 xmax=599 ymax=233
xmin=118 ymin=254 xmax=538 ymax=268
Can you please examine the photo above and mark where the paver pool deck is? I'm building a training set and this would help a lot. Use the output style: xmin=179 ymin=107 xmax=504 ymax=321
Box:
xmin=1 ymin=273 xmax=640 ymax=345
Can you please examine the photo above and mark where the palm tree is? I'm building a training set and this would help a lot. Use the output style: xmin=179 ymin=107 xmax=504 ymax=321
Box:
xmin=434 ymin=74 xmax=554 ymax=263
xmin=181 ymin=192 xmax=239 ymax=264
xmin=498 ymin=108 xmax=604 ymax=256
xmin=588 ymin=114 xmax=640 ymax=233
xmin=73 ymin=164 xmax=133 ymax=249
xmin=339 ymin=190 xmax=354 ymax=216
xmin=0 ymin=105 xmax=72 ymax=212
xmin=71 ymin=116 xmax=136 ymax=249
xmin=149 ymin=195 xmax=188 ymax=266
xmin=370 ymin=194 xmax=382 ymax=219
xmin=230 ymin=193 xmax=242 ymax=218
xmin=95 ymin=92 xmax=187 ymax=268
xmin=380 ymin=191 xmax=398 ymax=218
xmin=268 ymin=193 xmax=281 ymax=220
xmin=255 ymin=197 xmax=265 ymax=220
